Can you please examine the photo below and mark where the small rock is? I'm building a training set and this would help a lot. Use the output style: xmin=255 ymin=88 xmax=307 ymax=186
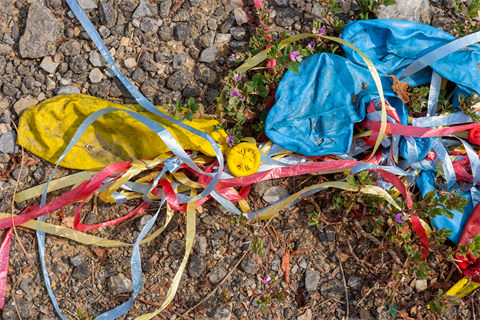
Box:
xmin=89 ymin=51 xmax=105 ymax=67
xmin=214 ymin=305 xmax=231 ymax=320
xmin=275 ymin=0 xmax=289 ymax=6
xmin=70 ymin=254 xmax=84 ymax=267
xmin=225 ymin=0 xmax=244 ymax=13
xmin=155 ymin=52 xmax=173 ymax=63
xmin=173 ymin=54 xmax=187 ymax=69
xmin=124 ymin=58 xmax=137 ymax=68
xmin=13 ymin=98 xmax=38 ymax=116
xmin=199 ymin=46 xmax=218 ymax=63
xmin=377 ymin=0 xmax=432 ymax=24
xmin=19 ymin=2 xmax=57 ymax=59
xmin=168 ymin=239 xmax=184 ymax=256
xmin=20 ymin=278 xmax=31 ymax=296
xmin=99 ymin=1 xmax=117 ymax=28
xmin=140 ymin=17 xmax=157 ymax=33
xmin=297 ymin=309 xmax=312 ymax=320
xmin=2 ymin=298 xmax=31 ymax=319
xmin=173 ymin=23 xmax=191 ymax=41
xmin=319 ymin=226 xmax=336 ymax=242
xmin=108 ymin=273 xmax=134 ymax=294
xmin=207 ymin=18 xmax=218 ymax=30
xmin=207 ymin=265 xmax=227 ymax=283
xmin=214 ymin=33 xmax=232 ymax=47
xmin=40 ymin=56 xmax=59 ymax=74
xmin=78 ymin=0 xmax=98 ymax=12
xmin=133 ymin=0 xmax=158 ymax=19
xmin=158 ymin=25 xmax=173 ymax=41
xmin=196 ymin=64 xmax=216 ymax=84
xmin=241 ymin=256 xmax=259 ymax=274
xmin=305 ymin=270 xmax=321 ymax=291
xmin=173 ymin=9 xmax=190 ymax=22
xmin=58 ymin=40 xmax=82 ymax=56
xmin=55 ymin=85 xmax=80 ymax=95
xmin=89 ymin=68 xmax=103 ymax=83
xmin=72 ymin=263 xmax=90 ymax=280
xmin=69 ymin=54 xmax=88 ymax=74
xmin=194 ymin=236 xmax=207 ymax=256
xmin=190 ymin=0 xmax=204 ymax=6
xmin=415 ymin=279 xmax=428 ymax=292
xmin=220 ymin=17 xmax=235 ymax=34
xmin=263 ymin=186 xmax=289 ymax=204
xmin=98 ymin=25 xmax=111 ymax=38
xmin=136 ymin=214 xmax=153 ymax=231
xmin=188 ymin=255 xmax=204 ymax=278
xmin=299 ymin=260 xmax=307 ymax=269
xmin=0 ymin=44 xmax=11 ymax=56
xmin=167 ymin=69 xmax=191 ymax=91
xmin=198 ymin=31 xmax=216 ymax=49
xmin=160 ymin=0 xmax=172 ymax=19
xmin=234 ymin=8 xmax=248 ymax=25
xmin=183 ymin=85 xmax=202 ymax=98
xmin=347 ymin=276 xmax=364 ymax=291
xmin=53 ymin=263 xmax=67 ymax=274
xmin=89 ymin=80 xmax=111 ymax=98
xmin=11 ymin=167 xmax=28 ymax=180
xmin=320 ymin=280 xmax=344 ymax=300
xmin=230 ymin=26 xmax=246 ymax=40
xmin=271 ymin=258 xmax=281 ymax=271
xmin=276 ymin=8 xmax=301 ymax=28
xmin=0 ymin=131 xmax=17 ymax=154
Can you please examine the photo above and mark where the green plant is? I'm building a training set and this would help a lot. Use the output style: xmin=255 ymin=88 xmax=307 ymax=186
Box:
xmin=161 ymin=98 xmax=201 ymax=121
xmin=457 ymin=234 xmax=480 ymax=259
xmin=454 ymin=0 xmax=479 ymax=35
xmin=77 ymin=310 xmax=97 ymax=320
xmin=428 ymin=289 xmax=461 ymax=315
xmin=220 ymin=289 xmax=233 ymax=304
xmin=251 ymin=230 xmax=266 ymax=257
xmin=317 ymin=0 xmax=346 ymax=31
xmin=230 ymin=212 xmax=248 ymax=226
xmin=458 ymin=93 xmax=480 ymax=123
xmin=357 ymin=0 xmax=396 ymax=20
xmin=308 ymin=210 xmax=324 ymax=227
xmin=408 ymin=86 xmax=430 ymax=114
xmin=404 ymin=243 xmax=431 ymax=279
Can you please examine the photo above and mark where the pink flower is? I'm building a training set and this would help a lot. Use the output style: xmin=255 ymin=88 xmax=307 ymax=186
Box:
xmin=231 ymin=54 xmax=237 ymax=60
xmin=263 ymin=276 xmax=271 ymax=284
xmin=290 ymin=51 xmax=301 ymax=62
xmin=307 ymin=41 xmax=315 ymax=50
xmin=317 ymin=28 xmax=325 ymax=36
xmin=230 ymin=90 xmax=240 ymax=97
xmin=232 ymin=73 xmax=241 ymax=82
xmin=395 ymin=213 xmax=405 ymax=224
xmin=226 ymin=135 xmax=234 ymax=146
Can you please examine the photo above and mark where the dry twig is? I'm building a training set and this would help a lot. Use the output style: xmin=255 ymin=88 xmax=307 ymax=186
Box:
xmin=338 ymin=250 xmax=349 ymax=319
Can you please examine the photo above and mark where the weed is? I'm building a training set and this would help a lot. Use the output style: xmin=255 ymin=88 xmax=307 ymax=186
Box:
xmin=357 ymin=0 xmax=396 ymax=20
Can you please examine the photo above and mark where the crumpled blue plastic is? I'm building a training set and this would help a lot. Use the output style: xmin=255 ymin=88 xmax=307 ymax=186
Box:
xmin=266 ymin=19 xmax=480 ymax=156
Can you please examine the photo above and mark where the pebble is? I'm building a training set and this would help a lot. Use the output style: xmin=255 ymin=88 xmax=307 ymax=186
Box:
xmin=136 ymin=214 xmax=153 ymax=231
xmin=194 ymin=236 xmax=207 ymax=256
xmin=275 ymin=0 xmax=289 ymax=6
xmin=199 ymin=46 xmax=218 ymax=63
xmin=214 ymin=305 xmax=231 ymax=320
xmin=19 ymin=1 xmax=57 ymax=59
xmin=70 ymin=254 xmax=84 ymax=267
xmin=234 ymin=8 xmax=249 ymax=25
xmin=99 ymin=1 xmax=117 ymax=27
xmin=40 ymin=56 xmax=59 ymax=74
xmin=207 ymin=266 xmax=227 ymax=283
xmin=188 ymin=255 xmax=204 ymax=278
xmin=2 ymin=298 xmax=31 ymax=319
xmin=20 ymin=278 xmax=31 ymax=296
xmin=13 ymin=98 xmax=38 ymax=116
xmin=160 ymin=0 xmax=172 ymax=19
xmin=276 ymin=8 xmax=301 ymax=28
xmin=198 ymin=31 xmax=216 ymax=49
xmin=320 ymin=280 xmax=344 ymax=300
xmin=173 ymin=54 xmax=187 ymax=69
xmin=241 ymin=256 xmax=259 ymax=274
xmin=77 ymin=0 xmax=98 ymax=12
xmin=108 ymin=273 xmax=134 ymax=294
xmin=167 ymin=69 xmax=191 ymax=91
xmin=319 ymin=226 xmax=336 ymax=242
xmin=53 ymin=263 xmax=67 ymax=274
xmin=55 ymin=85 xmax=80 ymax=95
xmin=305 ymin=270 xmax=321 ymax=291
xmin=172 ymin=9 xmax=190 ymax=22
xmin=297 ymin=309 xmax=312 ymax=320
xmin=0 ymin=44 xmax=11 ymax=56
xmin=271 ymin=258 xmax=280 ymax=271
xmin=214 ymin=33 xmax=232 ymax=47
xmin=124 ymin=57 xmax=137 ymax=69
xmin=225 ymin=0 xmax=244 ymax=13
xmin=69 ymin=54 xmax=88 ymax=74
xmin=168 ymin=239 xmax=184 ymax=256
xmin=347 ymin=276 xmax=364 ymax=291
xmin=72 ymin=263 xmax=90 ymax=280
xmin=415 ymin=279 xmax=428 ymax=292
xmin=378 ymin=0 xmax=432 ymax=24
xmin=89 ymin=68 xmax=103 ymax=83
xmin=140 ymin=17 xmax=157 ymax=33
xmin=230 ymin=26 xmax=246 ymax=40
xmin=263 ymin=186 xmax=289 ymax=204
xmin=299 ymin=260 xmax=307 ymax=269
xmin=196 ymin=64 xmax=217 ymax=84
xmin=0 ymin=131 xmax=17 ymax=154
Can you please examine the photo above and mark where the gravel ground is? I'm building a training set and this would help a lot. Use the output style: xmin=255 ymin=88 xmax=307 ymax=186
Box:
xmin=0 ymin=0 xmax=479 ymax=319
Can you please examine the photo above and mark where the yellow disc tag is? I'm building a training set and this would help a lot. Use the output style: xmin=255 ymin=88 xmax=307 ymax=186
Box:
xmin=227 ymin=142 xmax=261 ymax=177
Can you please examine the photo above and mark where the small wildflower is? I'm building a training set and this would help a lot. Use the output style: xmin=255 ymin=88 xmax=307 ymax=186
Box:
xmin=226 ymin=135 xmax=235 ymax=146
xmin=290 ymin=51 xmax=303 ymax=62
xmin=307 ymin=41 xmax=315 ymax=50
xmin=230 ymin=90 xmax=240 ymax=98
xmin=263 ymin=276 xmax=271 ymax=285
xmin=232 ymin=72 xmax=242 ymax=82
xmin=231 ymin=54 xmax=237 ymax=60
xmin=317 ymin=28 xmax=325 ymax=36
xmin=395 ymin=213 xmax=405 ymax=224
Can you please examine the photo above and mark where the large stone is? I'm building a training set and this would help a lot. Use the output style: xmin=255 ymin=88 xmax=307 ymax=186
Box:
xmin=99 ymin=1 xmax=117 ymax=28
xmin=19 ymin=1 xmax=58 ymax=59
xmin=263 ymin=186 xmax=289 ymax=204
xmin=378 ymin=0 xmax=433 ymax=24
xmin=2 ymin=298 xmax=31 ymax=319
xmin=108 ymin=274 xmax=134 ymax=294
xmin=13 ymin=98 xmax=38 ymax=116
xmin=89 ymin=68 xmax=104 ymax=83
xmin=188 ymin=255 xmax=204 ymax=278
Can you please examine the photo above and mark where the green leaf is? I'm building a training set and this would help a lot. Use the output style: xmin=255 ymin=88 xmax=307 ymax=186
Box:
xmin=388 ymin=302 xmax=398 ymax=318
xmin=346 ymin=176 xmax=357 ymax=186
xmin=178 ymin=115 xmax=185 ymax=121
xmin=175 ymin=100 xmax=182 ymax=110
xmin=430 ymin=208 xmax=443 ymax=218
xmin=187 ymin=97 xmax=195 ymax=107
xmin=185 ymin=112 xmax=195 ymax=121
xmin=383 ymin=0 xmax=396 ymax=5
xmin=330 ymin=7 xmax=343 ymax=14
xmin=258 ymin=86 xmax=268 ymax=97
xmin=246 ymin=81 xmax=256 ymax=92
xmin=190 ymin=103 xmax=199 ymax=112
xmin=443 ymin=209 xmax=455 ymax=219
xmin=252 ymin=73 xmax=265 ymax=87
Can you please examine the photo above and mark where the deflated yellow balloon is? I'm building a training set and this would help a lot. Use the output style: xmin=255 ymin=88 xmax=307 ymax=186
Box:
xmin=17 ymin=94 xmax=228 ymax=171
